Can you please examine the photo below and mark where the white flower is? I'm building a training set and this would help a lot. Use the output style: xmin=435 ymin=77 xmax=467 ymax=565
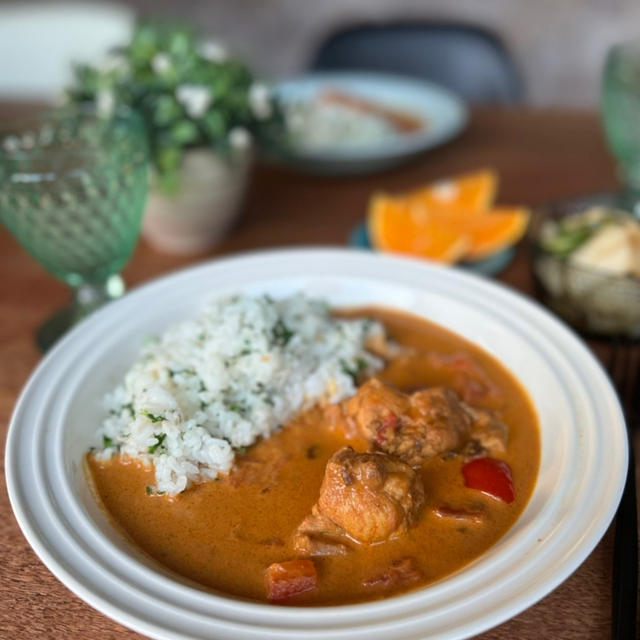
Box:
xmin=2 ymin=135 xmax=19 ymax=153
xmin=249 ymin=82 xmax=273 ymax=120
xmin=176 ymin=84 xmax=213 ymax=119
xmin=96 ymin=89 xmax=115 ymax=117
xmin=198 ymin=40 xmax=228 ymax=63
xmin=151 ymin=53 xmax=172 ymax=75
xmin=228 ymin=127 xmax=251 ymax=149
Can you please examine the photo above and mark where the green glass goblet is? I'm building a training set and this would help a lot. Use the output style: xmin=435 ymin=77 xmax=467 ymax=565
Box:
xmin=0 ymin=105 xmax=149 ymax=350
xmin=601 ymin=40 xmax=640 ymax=216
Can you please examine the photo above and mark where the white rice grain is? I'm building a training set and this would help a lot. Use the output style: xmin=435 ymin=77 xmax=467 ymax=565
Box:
xmin=96 ymin=294 xmax=383 ymax=495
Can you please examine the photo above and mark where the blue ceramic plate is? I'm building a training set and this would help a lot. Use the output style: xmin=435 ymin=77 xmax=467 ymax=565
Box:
xmin=268 ymin=71 xmax=468 ymax=175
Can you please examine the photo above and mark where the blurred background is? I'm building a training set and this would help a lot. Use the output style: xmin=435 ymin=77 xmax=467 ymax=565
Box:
xmin=1 ymin=0 xmax=638 ymax=106
xmin=3 ymin=0 xmax=640 ymax=346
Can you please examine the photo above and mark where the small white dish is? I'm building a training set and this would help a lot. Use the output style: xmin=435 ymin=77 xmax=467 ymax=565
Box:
xmin=5 ymin=248 xmax=626 ymax=640
xmin=267 ymin=71 xmax=468 ymax=174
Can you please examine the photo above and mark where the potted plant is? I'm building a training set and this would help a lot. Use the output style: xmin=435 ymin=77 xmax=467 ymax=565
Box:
xmin=66 ymin=22 xmax=284 ymax=254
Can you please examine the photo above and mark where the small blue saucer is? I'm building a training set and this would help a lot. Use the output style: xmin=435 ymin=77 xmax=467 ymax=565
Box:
xmin=348 ymin=222 xmax=515 ymax=276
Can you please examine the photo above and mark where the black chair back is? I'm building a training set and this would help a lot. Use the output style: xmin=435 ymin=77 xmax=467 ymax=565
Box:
xmin=310 ymin=22 xmax=523 ymax=104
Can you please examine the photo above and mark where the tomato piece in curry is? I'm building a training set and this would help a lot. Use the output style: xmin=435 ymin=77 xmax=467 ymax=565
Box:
xmin=87 ymin=308 xmax=540 ymax=605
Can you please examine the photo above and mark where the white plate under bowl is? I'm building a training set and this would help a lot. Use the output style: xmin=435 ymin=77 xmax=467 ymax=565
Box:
xmin=5 ymin=248 xmax=626 ymax=640
xmin=268 ymin=71 xmax=467 ymax=174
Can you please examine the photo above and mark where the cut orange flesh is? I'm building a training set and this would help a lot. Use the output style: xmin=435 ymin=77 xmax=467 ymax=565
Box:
xmin=367 ymin=171 xmax=529 ymax=263
xmin=369 ymin=197 xmax=470 ymax=263
xmin=407 ymin=169 xmax=498 ymax=212
xmin=459 ymin=207 xmax=530 ymax=260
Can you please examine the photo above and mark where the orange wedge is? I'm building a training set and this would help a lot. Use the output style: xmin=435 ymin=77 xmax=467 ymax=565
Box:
xmin=407 ymin=169 xmax=498 ymax=212
xmin=367 ymin=171 xmax=530 ymax=264
xmin=369 ymin=196 xmax=470 ymax=263
xmin=456 ymin=207 xmax=530 ymax=260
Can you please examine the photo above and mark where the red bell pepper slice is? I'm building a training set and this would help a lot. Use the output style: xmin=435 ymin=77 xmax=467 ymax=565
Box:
xmin=462 ymin=457 xmax=515 ymax=503
xmin=265 ymin=558 xmax=317 ymax=601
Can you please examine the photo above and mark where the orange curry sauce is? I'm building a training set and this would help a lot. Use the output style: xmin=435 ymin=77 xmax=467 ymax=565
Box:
xmin=87 ymin=308 xmax=540 ymax=605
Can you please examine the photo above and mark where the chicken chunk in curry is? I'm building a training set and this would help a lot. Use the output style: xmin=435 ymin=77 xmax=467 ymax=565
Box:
xmin=294 ymin=446 xmax=424 ymax=552
xmin=326 ymin=378 xmax=508 ymax=466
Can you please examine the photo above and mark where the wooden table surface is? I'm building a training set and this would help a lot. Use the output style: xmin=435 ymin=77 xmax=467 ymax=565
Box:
xmin=1 ymin=107 xmax=636 ymax=639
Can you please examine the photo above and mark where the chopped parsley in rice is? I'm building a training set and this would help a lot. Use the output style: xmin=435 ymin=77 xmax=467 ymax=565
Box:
xmin=96 ymin=294 xmax=384 ymax=495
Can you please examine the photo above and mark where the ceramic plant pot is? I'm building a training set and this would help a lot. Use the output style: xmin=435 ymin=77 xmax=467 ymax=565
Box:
xmin=142 ymin=147 xmax=251 ymax=255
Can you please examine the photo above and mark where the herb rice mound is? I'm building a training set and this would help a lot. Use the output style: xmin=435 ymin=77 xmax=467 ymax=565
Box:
xmin=97 ymin=294 xmax=383 ymax=495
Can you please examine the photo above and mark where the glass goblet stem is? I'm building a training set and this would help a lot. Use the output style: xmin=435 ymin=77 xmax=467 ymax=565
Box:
xmin=618 ymin=170 xmax=640 ymax=216
xmin=36 ymin=274 xmax=126 ymax=351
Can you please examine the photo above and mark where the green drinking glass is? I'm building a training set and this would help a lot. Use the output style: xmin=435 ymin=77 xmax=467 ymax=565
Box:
xmin=601 ymin=40 xmax=640 ymax=216
xmin=0 ymin=104 xmax=149 ymax=350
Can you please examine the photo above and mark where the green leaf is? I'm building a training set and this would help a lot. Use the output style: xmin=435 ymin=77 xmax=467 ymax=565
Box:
xmin=152 ymin=95 xmax=182 ymax=126
xmin=541 ymin=228 xmax=593 ymax=257
xmin=69 ymin=64 xmax=101 ymax=98
xmin=167 ymin=29 xmax=195 ymax=58
xmin=156 ymin=145 xmax=181 ymax=172
xmin=122 ymin=402 xmax=135 ymax=417
xmin=168 ymin=367 xmax=196 ymax=378
xmin=148 ymin=432 xmax=167 ymax=453
xmin=141 ymin=409 xmax=166 ymax=423
xmin=272 ymin=319 xmax=294 ymax=346
xmin=340 ymin=358 xmax=368 ymax=383
xmin=170 ymin=119 xmax=199 ymax=144
xmin=201 ymin=111 xmax=226 ymax=139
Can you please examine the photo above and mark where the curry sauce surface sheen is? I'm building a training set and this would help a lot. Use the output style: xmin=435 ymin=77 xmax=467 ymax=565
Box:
xmin=87 ymin=308 xmax=540 ymax=605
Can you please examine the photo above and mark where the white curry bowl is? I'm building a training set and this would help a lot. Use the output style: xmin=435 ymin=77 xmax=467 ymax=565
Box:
xmin=5 ymin=248 xmax=626 ymax=640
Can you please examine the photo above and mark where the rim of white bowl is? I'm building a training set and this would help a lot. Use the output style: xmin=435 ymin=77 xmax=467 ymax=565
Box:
xmin=5 ymin=247 xmax=626 ymax=640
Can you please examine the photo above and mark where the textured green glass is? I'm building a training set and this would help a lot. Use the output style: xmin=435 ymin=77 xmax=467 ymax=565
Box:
xmin=0 ymin=105 xmax=149 ymax=349
xmin=0 ymin=106 xmax=148 ymax=285
xmin=601 ymin=41 xmax=640 ymax=213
